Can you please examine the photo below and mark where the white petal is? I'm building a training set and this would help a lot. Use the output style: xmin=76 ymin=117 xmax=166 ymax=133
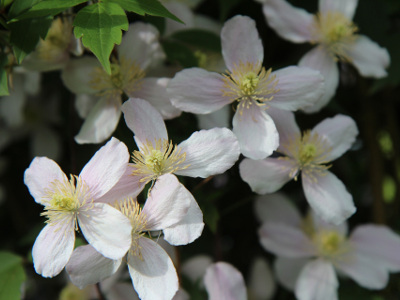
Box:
xmin=221 ymin=15 xmax=263 ymax=71
xmin=80 ymin=137 xmax=129 ymax=199
xmin=299 ymin=47 xmax=339 ymax=113
xmin=239 ymin=158 xmax=294 ymax=195
xmin=274 ymin=257 xmax=310 ymax=291
xmin=66 ymin=245 xmax=122 ymax=288
xmin=32 ymin=220 xmax=75 ymax=277
xmin=254 ymin=193 xmax=302 ymax=226
xmin=196 ymin=106 xmax=231 ymax=130
xmin=75 ymin=94 xmax=99 ymax=118
xmin=269 ymin=66 xmax=325 ymax=111
xmin=143 ymin=174 xmax=191 ymax=230
xmin=261 ymin=0 xmax=314 ymax=43
xmin=163 ymin=2 xmax=194 ymax=36
xmin=233 ymin=108 xmax=279 ymax=160
xmin=24 ymin=156 xmax=68 ymax=205
xmin=346 ymin=35 xmax=390 ymax=78
xmin=121 ymin=98 xmax=168 ymax=148
xmin=163 ymin=193 xmax=204 ymax=246
xmin=61 ymin=56 xmax=100 ymax=94
xmin=175 ymin=127 xmax=240 ymax=178
xmin=248 ymin=257 xmax=276 ymax=300
xmin=129 ymin=77 xmax=181 ymax=120
xmin=310 ymin=210 xmax=348 ymax=237
xmin=128 ymin=238 xmax=178 ymax=300
xmin=172 ymin=289 xmax=190 ymax=300
xmin=259 ymin=222 xmax=316 ymax=257
xmin=319 ymin=0 xmax=358 ymax=20
xmin=168 ymin=68 xmax=231 ymax=114
xmin=302 ymin=171 xmax=356 ymax=225
xmin=74 ymin=96 xmax=121 ymax=144
xmin=181 ymin=255 xmax=213 ymax=283
xmin=204 ymin=262 xmax=247 ymax=300
xmin=312 ymin=114 xmax=358 ymax=161
xmin=78 ymin=203 xmax=132 ymax=260
xmin=295 ymin=259 xmax=338 ymax=300
xmin=118 ymin=22 xmax=165 ymax=71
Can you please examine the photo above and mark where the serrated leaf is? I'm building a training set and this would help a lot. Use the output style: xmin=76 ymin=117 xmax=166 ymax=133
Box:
xmin=11 ymin=0 xmax=87 ymax=21
xmin=163 ymin=40 xmax=198 ymax=68
xmin=170 ymin=29 xmax=221 ymax=52
xmin=0 ymin=55 xmax=9 ymax=96
xmin=108 ymin=0 xmax=183 ymax=23
xmin=73 ymin=2 xmax=128 ymax=74
xmin=9 ymin=16 xmax=52 ymax=63
xmin=0 ymin=252 xmax=26 ymax=300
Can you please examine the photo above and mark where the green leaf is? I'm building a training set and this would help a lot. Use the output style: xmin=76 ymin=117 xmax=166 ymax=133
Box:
xmin=0 ymin=54 xmax=9 ymax=96
xmin=9 ymin=16 xmax=52 ymax=63
xmin=8 ymin=0 xmax=39 ymax=18
xmin=218 ymin=0 xmax=241 ymax=21
xmin=108 ymin=0 xmax=183 ymax=23
xmin=11 ymin=0 xmax=87 ymax=21
xmin=0 ymin=252 xmax=26 ymax=300
xmin=73 ymin=2 xmax=128 ymax=74
xmin=1 ymin=0 xmax=14 ymax=9
xmin=162 ymin=40 xmax=198 ymax=68
xmin=170 ymin=29 xmax=221 ymax=52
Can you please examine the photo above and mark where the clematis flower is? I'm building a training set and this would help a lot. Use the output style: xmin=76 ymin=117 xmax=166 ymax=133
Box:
xmin=240 ymin=108 xmax=358 ymax=224
xmin=24 ymin=138 xmax=132 ymax=277
xmin=61 ymin=22 xmax=180 ymax=144
xmin=66 ymin=174 xmax=194 ymax=300
xmin=167 ymin=15 xmax=325 ymax=159
xmin=99 ymin=97 xmax=240 ymax=245
xmin=255 ymin=193 xmax=400 ymax=300
xmin=257 ymin=0 xmax=390 ymax=112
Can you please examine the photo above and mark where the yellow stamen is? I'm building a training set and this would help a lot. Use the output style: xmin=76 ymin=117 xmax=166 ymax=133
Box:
xmin=312 ymin=230 xmax=348 ymax=260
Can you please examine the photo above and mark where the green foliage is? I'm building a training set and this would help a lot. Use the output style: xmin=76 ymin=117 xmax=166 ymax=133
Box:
xmin=0 ymin=251 xmax=26 ymax=300
xmin=108 ymin=0 xmax=183 ymax=23
xmin=170 ymin=29 xmax=221 ymax=52
xmin=73 ymin=2 xmax=128 ymax=74
xmin=7 ymin=0 xmax=39 ymax=18
xmin=162 ymin=40 xmax=198 ymax=68
xmin=0 ymin=54 xmax=9 ymax=96
xmin=383 ymin=175 xmax=396 ymax=203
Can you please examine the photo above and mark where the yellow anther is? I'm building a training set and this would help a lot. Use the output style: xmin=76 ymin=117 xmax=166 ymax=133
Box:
xmin=313 ymin=230 xmax=347 ymax=259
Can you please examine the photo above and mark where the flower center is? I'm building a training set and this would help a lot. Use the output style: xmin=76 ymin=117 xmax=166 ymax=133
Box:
xmin=313 ymin=230 xmax=347 ymax=259
xmin=131 ymin=139 xmax=188 ymax=183
xmin=89 ymin=56 xmax=145 ymax=98
xmin=311 ymin=11 xmax=358 ymax=61
xmin=221 ymin=62 xmax=279 ymax=116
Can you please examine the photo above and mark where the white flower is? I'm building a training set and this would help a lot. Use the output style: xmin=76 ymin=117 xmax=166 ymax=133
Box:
xmin=167 ymin=15 xmax=325 ymax=159
xmin=240 ymin=108 xmax=358 ymax=224
xmin=256 ymin=193 xmax=400 ymax=300
xmin=24 ymin=138 xmax=132 ymax=277
xmin=258 ymin=0 xmax=390 ymax=112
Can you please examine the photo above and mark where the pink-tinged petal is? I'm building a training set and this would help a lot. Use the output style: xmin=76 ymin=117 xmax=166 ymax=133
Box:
xmin=221 ymin=15 xmax=263 ymax=71
xmin=96 ymin=164 xmax=145 ymax=204
xmin=312 ymin=114 xmax=358 ymax=161
xmin=239 ymin=158 xmax=294 ymax=195
xmin=319 ymin=0 xmax=358 ymax=20
xmin=346 ymin=35 xmax=390 ymax=78
xmin=269 ymin=66 xmax=325 ymax=111
xmin=74 ymin=96 xmax=121 ymax=145
xmin=299 ymin=47 xmax=339 ymax=113
xmin=248 ymin=257 xmax=276 ymax=300
xmin=121 ymin=98 xmax=168 ymax=148
xmin=181 ymin=255 xmax=213 ymax=283
xmin=274 ymin=257 xmax=310 ymax=291
xmin=118 ymin=23 xmax=165 ymax=71
xmin=32 ymin=219 xmax=75 ymax=277
xmin=163 ymin=193 xmax=204 ymax=246
xmin=302 ymin=171 xmax=356 ymax=225
xmin=349 ymin=225 xmax=400 ymax=272
xmin=196 ymin=106 xmax=231 ymax=130
xmin=143 ymin=174 xmax=191 ymax=230
xmin=61 ymin=56 xmax=101 ymax=94
xmin=254 ymin=193 xmax=302 ymax=226
xmin=128 ymin=238 xmax=178 ymax=300
xmin=24 ymin=156 xmax=68 ymax=205
xmin=267 ymin=107 xmax=301 ymax=153
xmin=66 ymin=245 xmax=122 ymax=288
xmin=168 ymin=68 xmax=231 ymax=114
xmin=259 ymin=222 xmax=316 ymax=257
xmin=129 ymin=77 xmax=181 ymax=120
xmin=295 ymin=259 xmax=338 ymax=300
xmin=260 ymin=0 xmax=314 ymax=43
xmin=204 ymin=262 xmax=247 ymax=300
xmin=80 ymin=137 xmax=129 ymax=199
xmin=233 ymin=107 xmax=279 ymax=160
xmin=175 ymin=127 xmax=240 ymax=178
xmin=78 ymin=203 xmax=132 ymax=260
